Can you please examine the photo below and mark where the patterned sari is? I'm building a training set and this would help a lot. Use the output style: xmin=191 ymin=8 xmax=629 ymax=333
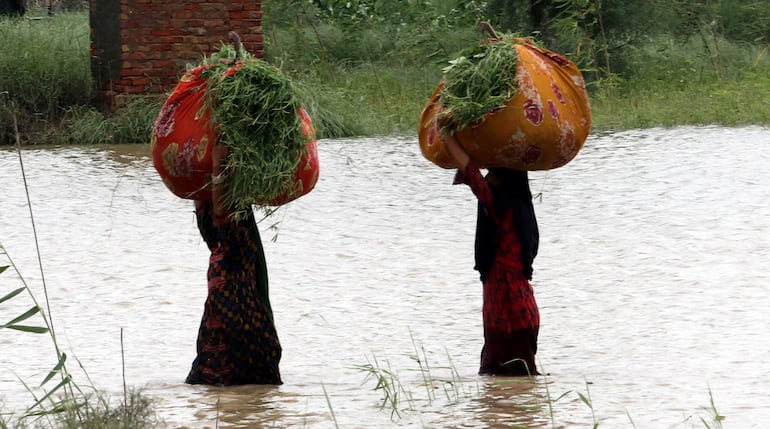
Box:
xmin=455 ymin=163 xmax=540 ymax=376
xmin=185 ymin=207 xmax=282 ymax=385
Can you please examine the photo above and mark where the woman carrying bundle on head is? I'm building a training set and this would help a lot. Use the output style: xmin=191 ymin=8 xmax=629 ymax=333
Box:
xmin=441 ymin=128 xmax=541 ymax=376
xmin=419 ymin=23 xmax=590 ymax=376
xmin=151 ymin=32 xmax=319 ymax=385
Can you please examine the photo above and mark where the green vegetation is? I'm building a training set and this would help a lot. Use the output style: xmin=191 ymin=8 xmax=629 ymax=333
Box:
xmin=0 ymin=8 xmax=92 ymax=145
xmin=2 ymin=1 xmax=770 ymax=145
xmin=438 ymin=34 xmax=521 ymax=133
xmin=199 ymin=44 xmax=308 ymax=213
xmin=1 ymin=131 xmax=159 ymax=427
xmin=0 ymin=242 xmax=160 ymax=429
xmin=264 ymin=0 xmax=770 ymax=135
xmin=352 ymin=346 xmax=726 ymax=429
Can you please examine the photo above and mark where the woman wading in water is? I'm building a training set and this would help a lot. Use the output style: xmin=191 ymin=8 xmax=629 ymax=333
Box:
xmin=186 ymin=140 xmax=282 ymax=385
xmin=442 ymin=130 xmax=541 ymax=376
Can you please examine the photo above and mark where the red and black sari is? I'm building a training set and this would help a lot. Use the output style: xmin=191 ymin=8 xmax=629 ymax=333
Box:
xmin=186 ymin=207 xmax=282 ymax=385
xmin=455 ymin=163 xmax=540 ymax=376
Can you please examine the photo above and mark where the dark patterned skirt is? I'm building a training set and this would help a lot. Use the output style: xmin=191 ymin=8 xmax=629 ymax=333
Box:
xmin=186 ymin=212 xmax=282 ymax=385
xmin=479 ymin=259 xmax=540 ymax=376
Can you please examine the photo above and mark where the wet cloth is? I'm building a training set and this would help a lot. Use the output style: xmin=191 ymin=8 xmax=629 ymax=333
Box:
xmin=186 ymin=208 xmax=282 ymax=385
xmin=454 ymin=163 xmax=540 ymax=376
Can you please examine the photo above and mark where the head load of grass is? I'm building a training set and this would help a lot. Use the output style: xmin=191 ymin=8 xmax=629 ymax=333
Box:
xmin=438 ymin=35 xmax=520 ymax=134
xmin=199 ymin=44 xmax=308 ymax=215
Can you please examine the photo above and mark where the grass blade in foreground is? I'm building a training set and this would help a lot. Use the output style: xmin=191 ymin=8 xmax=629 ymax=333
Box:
xmin=0 ymin=286 xmax=24 ymax=304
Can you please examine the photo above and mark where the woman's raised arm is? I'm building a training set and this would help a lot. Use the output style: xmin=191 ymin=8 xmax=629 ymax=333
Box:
xmin=441 ymin=130 xmax=471 ymax=170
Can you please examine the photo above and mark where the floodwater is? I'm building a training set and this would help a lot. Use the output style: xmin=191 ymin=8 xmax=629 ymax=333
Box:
xmin=1 ymin=126 xmax=769 ymax=428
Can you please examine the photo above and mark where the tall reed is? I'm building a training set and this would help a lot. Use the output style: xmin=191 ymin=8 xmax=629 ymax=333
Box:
xmin=0 ymin=117 xmax=159 ymax=427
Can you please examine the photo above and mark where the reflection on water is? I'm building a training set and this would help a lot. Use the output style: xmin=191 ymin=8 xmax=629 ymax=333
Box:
xmin=1 ymin=126 xmax=770 ymax=427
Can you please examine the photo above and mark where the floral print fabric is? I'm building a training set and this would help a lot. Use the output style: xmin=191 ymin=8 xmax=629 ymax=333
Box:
xmin=419 ymin=38 xmax=592 ymax=172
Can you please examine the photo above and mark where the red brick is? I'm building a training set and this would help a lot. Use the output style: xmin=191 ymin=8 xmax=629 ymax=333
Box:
xmin=200 ymin=3 xmax=226 ymax=13
xmin=93 ymin=0 xmax=263 ymax=103
xmin=171 ymin=10 xmax=194 ymax=19
xmin=202 ymin=19 xmax=226 ymax=28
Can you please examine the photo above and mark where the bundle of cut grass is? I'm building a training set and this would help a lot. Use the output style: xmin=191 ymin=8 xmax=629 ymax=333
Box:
xmin=151 ymin=42 xmax=317 ymax=216
xmin=418 ymin=32 xmax=591 ymax=171
xmin=199 ymin=45 xmax=310 ymax=213
xmin=437 ymin=35 xmax=520 ymax=134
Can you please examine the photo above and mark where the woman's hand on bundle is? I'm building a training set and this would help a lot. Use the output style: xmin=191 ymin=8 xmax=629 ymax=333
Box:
xmin=440 ymin=128 xmax=470 ymax=170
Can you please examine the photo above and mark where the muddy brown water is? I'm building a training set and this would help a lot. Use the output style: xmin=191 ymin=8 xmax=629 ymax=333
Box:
xmin=2 ymin=126 xmax=769 ymax=428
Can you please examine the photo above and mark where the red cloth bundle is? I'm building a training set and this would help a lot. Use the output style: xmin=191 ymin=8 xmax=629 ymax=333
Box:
xmin=150 ymin=65 xmax=318 ymax=206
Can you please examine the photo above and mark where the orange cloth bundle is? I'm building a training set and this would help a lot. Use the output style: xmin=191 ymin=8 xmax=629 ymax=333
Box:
xmin=418 ymin=39 xmax=591 ymax=171
xmin=150 ymin=65 xmax=319 ymax=205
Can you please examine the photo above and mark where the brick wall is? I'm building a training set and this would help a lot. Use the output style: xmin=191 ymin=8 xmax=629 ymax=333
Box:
xmin=89 ymin=0 xmax=263 ymax=108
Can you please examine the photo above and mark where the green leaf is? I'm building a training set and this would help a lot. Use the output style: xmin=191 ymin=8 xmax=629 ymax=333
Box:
xmin=3 ymin=325 xmax=49 ymax=334
xmin=577 ymin=391 xmax=592 ymax=407
xmin=40 ymin=353 xmax=67 ymax=387
xmin=25 ymin=374 xmax=72 ymax=415
xmin=0 ymin=265 xmax=8 ymax=275
xmin=4 ymin=306 xmax=41 ymax=326
xmin=0 ymin=286 xmax=25 ymax=305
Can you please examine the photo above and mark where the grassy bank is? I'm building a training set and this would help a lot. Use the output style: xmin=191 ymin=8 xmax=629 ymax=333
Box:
xmin=1 ymin=9 xmax=769 ymax=146
xmin=588 ymin=36 xmax=770 ymax=131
